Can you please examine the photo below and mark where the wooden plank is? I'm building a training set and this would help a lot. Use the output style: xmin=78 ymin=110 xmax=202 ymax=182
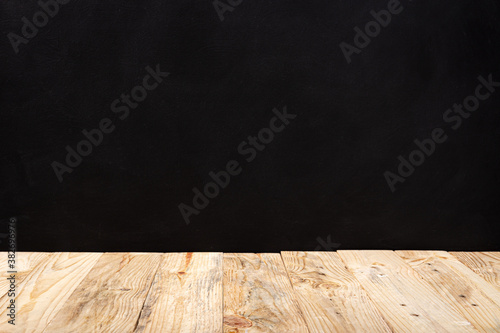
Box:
xmin=223 ymin=253 xmax=309 ymax=333
xmin=338 ymin=250 xmax=478 ymax=332
xmin=44 ymin=252 xmax=161 ymax=332
xmin=451 ymin=252 xmax=500 ymax=290
xmin=281 ymin=251 xmax=391 ymax=332
xmin=397 ymin=250 xmax=500 ymax=332
xmin=0 ymin=252 xmax=53 ymax=330
xmin=134 ymin=252 xmax=223 ymax=333
xmin=0 ymin=252 xmax=102 ymax=332
xmin=0 ymin=252 xmax=53 ymax=296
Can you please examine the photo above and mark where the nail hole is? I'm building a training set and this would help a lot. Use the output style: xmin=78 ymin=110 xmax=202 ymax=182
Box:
xmin=411 ymin=314 xmax=419 ymax=317
xmin=471 ymin=304 xmax=478 ymax=307
xmin=459 ymin=294 xmax=466 ymax=298
xmin=400 ymin=304 xmax=406 ymax=306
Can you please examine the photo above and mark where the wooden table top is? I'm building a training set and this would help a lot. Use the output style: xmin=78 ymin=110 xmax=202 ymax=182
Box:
xmin=1 ymin=251 xmax=499 ymax=332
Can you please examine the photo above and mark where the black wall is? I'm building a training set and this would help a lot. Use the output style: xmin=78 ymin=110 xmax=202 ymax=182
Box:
xmin=1 ymin=0 xmax=499 ymax=252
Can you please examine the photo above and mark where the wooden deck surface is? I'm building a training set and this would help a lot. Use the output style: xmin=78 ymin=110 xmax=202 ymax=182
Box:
xmin=1 ymin=251 xmax=499 ymax=332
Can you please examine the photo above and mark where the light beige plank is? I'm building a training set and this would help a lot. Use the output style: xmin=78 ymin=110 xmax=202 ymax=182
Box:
xmin=338 ymin=250 xmax=478 ymax=332
xmin=281 ymin=251 xmax=391 ymax=332
xmin=0 ymin=252 xmax=53 ymax=296
xmin=43 ymin=252 xmax=161 ymax=333
xmin=134 ymin=252 xmax=223 ymax=333
xmin=397 ymin=250 xmax=500 ymax=332
xmin=0 ymin=252 xmax=53 ymax=331
xmin=451 ymin=252 xmax=500 ymax=291
xmin=223 ymin=253 xmax=309 ymax=333
xmin=0 ymin=252 xmax=102 ymax=333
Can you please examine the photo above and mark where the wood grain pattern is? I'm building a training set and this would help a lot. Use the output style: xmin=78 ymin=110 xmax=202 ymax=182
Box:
xmin=223 ymin=253 xmax=309 ymax=333
xmin=0 ymin=252 xmax=52 ymax=296
xmin=134 ymin=252 xmax=223 ymax=333
xmin=451 ymin=252 xmax=500 ymax=290
xmin=397 ymin=250 xmax=500 ymax=332
xmin=281 ymin=251 xmax=391 ymax=333
xmin=338 ymin=250 xmax=478 ymax=333
xmin=0 ymin=252 xmax=102 ymax=333
xmin=1 ymin=251 xmax=499 ymax=332
xmin=43 ymin=253 xmax=161 ymax=333
xmin=0 ymin=252 xmax=53 ymax=332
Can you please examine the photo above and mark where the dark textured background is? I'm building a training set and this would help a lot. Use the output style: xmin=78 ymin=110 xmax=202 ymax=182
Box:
xmin=1 ymin=0 xmax=499 ymax=252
